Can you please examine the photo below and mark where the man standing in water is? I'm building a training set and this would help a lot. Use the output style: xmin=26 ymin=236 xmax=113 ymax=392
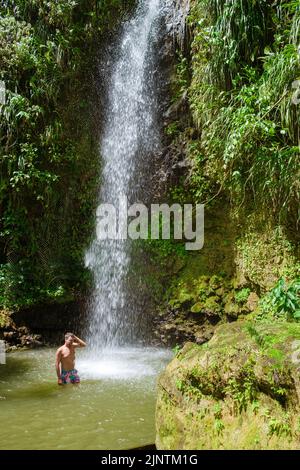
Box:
xmin=55 ymin=333 xmax=86 ymax=385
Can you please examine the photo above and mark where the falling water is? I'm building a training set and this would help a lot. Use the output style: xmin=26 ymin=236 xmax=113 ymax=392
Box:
xmin=85 ymin=0 xmax=166 ymax=351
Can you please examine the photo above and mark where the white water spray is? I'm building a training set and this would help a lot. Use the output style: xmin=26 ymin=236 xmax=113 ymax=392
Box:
xmin=85 ymin=0 xmax=166 ymax=352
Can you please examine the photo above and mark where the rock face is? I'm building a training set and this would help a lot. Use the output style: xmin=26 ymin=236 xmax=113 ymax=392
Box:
xmin=156 ymin=321 xmax=300 ymax=449
xmin=0 ymin=300 xmax=85 ymax=350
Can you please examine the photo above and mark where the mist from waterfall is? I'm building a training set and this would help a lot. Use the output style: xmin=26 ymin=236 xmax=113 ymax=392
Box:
xmin=84 ymin=0 xmax=166 ymax=351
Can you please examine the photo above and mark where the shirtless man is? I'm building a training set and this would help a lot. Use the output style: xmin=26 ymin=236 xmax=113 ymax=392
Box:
xmin=55 ymin=332 xmax=86 ymax=385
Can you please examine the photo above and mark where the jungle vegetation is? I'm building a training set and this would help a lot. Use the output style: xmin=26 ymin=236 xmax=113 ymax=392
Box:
xmin=0 ymin=0 xmax=134 ymax=309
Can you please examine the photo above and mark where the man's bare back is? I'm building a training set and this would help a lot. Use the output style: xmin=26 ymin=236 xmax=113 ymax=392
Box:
xmin=55 ymin=333 xmax=86 ymax=385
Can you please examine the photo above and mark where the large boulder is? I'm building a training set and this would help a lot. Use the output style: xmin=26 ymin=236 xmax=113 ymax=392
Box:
xmin=156 ymin=321 xmax=300 ymax=449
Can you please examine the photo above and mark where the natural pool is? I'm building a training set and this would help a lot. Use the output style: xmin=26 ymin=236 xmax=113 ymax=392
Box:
xmin=0 ymin=347 xmax=172 ymax=450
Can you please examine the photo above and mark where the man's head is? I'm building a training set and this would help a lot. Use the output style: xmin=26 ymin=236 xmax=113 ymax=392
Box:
xmin=64 ymin=332 xmax=74 ymax=346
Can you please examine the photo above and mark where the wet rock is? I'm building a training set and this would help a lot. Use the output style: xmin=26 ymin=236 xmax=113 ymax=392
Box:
xmin=195 ymin=328 xmax=214 ymax=345
xmin=204 ymin=311 xmax=222 ymax=325
xmin=19 ymin=333 xmax=43 ymax=348
xmin=246 ymin=292 xmax=260 ymax=312
xmin=215 ymin=287 xmax=225 ymax=297
xmin=3 ymin=331 xmax=18 ymax=341
xmin=164 ymin=0 xmax=191 ymax=52
xmin=2 ymin=299 xmax=86 ymax=348
xmin=232 ymin=272 xmax=249 ymax=289
xmin=164 ymin=90 xmax=188 ymax=122
xmin=224 ymin=302 xmax=240 ymax=320
xmin=156 ymin=321 xmax=300 ymax=449
xmin=204 ymin=296 xmax=222 ymax=313
xmin=17 ymin=326 xmax=30 ymax=336
xmin=209 ymin=275 xmax=223 ymax=290
xmin=163 ymin=323 xmax=177 ymax=332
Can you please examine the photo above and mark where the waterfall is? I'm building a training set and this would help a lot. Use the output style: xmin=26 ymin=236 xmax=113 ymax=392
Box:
xmin=84 ymin=0 xmax=166 ymax=352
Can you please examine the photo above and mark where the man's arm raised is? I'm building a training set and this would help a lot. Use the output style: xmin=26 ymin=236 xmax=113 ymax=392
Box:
xmin=72 ymin=335 xmax=86 ymax=348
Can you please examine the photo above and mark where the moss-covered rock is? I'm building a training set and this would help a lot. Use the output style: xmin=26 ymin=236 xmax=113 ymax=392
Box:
xmin=156 ymin=265 xmax=259 ymax=345
xmin=156 ymin=321 xmax=300 ymax=449
xmin=224 ymin=301 xmax=240 ymax=319
xmin=190 ymin=302 xmax=204 ymax=314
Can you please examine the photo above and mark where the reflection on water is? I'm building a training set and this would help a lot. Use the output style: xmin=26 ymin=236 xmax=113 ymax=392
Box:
xmin=0 ymin=347 xmax=172 ymax=450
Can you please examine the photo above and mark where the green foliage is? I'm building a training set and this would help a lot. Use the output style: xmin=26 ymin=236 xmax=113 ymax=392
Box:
xmin=144 ymin=238 xmax=187 ymax=263
xmin=176 ymin=354 xmax=261 ymax=416
xmin=225 ymin=357 xmax=258 ymax=414
xmin=246 ymin=324 xmax=268 ymax=348
xmin=163 ymin=0 xmax=300 ymax=326
xmin=184 ymin=364 xmax=226 ymax=400
xmin=138 ymin=211 xmax=188 ymax=268
xmin=268 ymin=417 xmax=292 ymax=438
xmin=172 ymin=344 xmax=181 ymax=355
xmin=179 ymin=0 xmax=300 ymax=221
xmin=213 ymin=402 xmax=225 ymax=435
xmin=189 ymin=0 xmax=274 ymax=90
xmin=0 ymin=0 xmax=135 ymax=309
xmin=270 ymin=278 xmax=300 ymax=320
xmin=235 ymin=288 xmax=250 ymax=305
xmin=268 ymin=370 xmax=291 ymax=406
xmin=258 ymin=277 xmax=300 ymax=322
xmin=176 ymin=379 xmax=184 ymax=392
xmin=171 ymin=50 xmax=189 ymax=102
xmin=165 ymin=122 xmax=180 ymax=137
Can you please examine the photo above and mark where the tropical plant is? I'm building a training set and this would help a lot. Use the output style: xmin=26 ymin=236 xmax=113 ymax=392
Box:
xmin=269 ymin=278 xmax=300 ymax=320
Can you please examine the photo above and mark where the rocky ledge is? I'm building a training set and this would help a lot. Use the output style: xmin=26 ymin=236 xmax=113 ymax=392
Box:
xmin=0 ymin=299 xmax=85 ymax=351
xmin=156 ymin=321 xmax=300 ymax=449
xmin=153 ymin=272 xmax=260 ymax=347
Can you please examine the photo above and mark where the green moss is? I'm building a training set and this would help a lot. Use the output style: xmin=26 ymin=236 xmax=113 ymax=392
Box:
xmin=203 ymin=296 xmax=222 ymax=313
xmin=235 ymin=288 xmax=251 ymax=304
xmin=157 ymin=321 xmax=300 ymax=449
xmin=190 ymin=302 xmax=204 ymax=313
xmin=235 ymin=226 xmax=298 ymax=290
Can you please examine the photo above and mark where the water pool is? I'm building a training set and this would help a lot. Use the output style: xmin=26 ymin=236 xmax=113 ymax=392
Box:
xmin=0 ymin=347 xmax=172 ymax=450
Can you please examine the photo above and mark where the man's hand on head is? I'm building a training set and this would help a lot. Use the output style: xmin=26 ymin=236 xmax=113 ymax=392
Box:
xmin=72 ymin=334 xmax=86 ymax=348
